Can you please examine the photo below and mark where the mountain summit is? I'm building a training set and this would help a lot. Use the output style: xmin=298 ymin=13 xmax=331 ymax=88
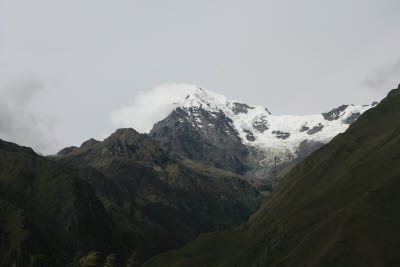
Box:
xmin=143 ymin=85 xmax=400 ymax=267
xmin=147 ymin=85 xmax=374 ymax=179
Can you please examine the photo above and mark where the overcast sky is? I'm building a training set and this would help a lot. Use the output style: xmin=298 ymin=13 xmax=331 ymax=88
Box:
xmin=0 ymin=0 xmax=399 ymax=154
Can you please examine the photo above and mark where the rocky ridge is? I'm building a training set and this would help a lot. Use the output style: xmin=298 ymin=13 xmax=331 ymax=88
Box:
xmin=53 ymin=128 xmax=267 ymax=261
xmin=149 ymin=85 xmax=375 ymax=179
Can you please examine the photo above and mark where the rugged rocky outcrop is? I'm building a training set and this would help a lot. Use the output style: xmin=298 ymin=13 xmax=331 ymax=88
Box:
xmin=143 ymin=84 xmax=400 ymax=267
xmin=150 ymin=107 xmax=249 ymax=174
xmin=0 ymin=127 xmax=268 ymax=266
xmin=148 ymin=85 xmax=373 ymax=180
xmin=54 ymin=128 xmax=267 ymax=262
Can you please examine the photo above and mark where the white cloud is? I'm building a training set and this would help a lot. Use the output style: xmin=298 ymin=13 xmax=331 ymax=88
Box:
xmin=111 ymin=84 xmax=198 ymax=133
xmin=362 ymin=59 xmax=400 ymax=91
xmin=0 ymin=74 xmax=58 ymax=154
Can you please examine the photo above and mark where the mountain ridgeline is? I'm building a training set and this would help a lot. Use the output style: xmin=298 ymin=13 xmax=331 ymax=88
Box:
xmin=150 ymin=106 xmax=250 ymax=174
xmin=0 ymin=127 xmax=267 ymax=266
xmin=54 ymin=129 xmax=267 ymax=259
xmin=149 ymin=86 xmax=374 ymax=181
xmin=0 ymin=83 xmax=396 ymax=267
xmin=144 ymin=85 xmax=400 ymax=267
xmin=0 ymin=140 xmax=120 ymax=266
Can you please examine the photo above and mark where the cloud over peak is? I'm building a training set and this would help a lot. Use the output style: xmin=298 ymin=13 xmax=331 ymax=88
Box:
xmin=111 ymin=84 xmax=199 ymax=133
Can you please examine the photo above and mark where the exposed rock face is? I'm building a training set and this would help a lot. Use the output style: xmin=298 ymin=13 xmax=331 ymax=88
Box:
xmin=322 ymin=104 xmax=349 ymax=120
xmin=300 ymin=125 xmax=310 ymax=132
xmin=143 ymin=84 xmax=400 ymax=267
xmin=272 ymin=130 xmax=291 ymax=139
xmin=307 ymin=123 xmax=324 ymax=135
xmin=148 ymin=86 xmax=373 ymax=180
xmin=232 ymin=102 xmax=254 ymax=114
xmin=54 ymin=128 xmax=266 ymax=261
xmin=243 ymin=129 xmax=256 ymax=141
xmin=80 ymin=138 xmax=100 ymax=148
xmin=252 ymin=116 xmax=269 ymax=132
xmin=150 ymin=107 xmax=250 ymax=174
xmin=0 ymin=128 xmax=268 ymax=265
xmin=344 ymin=112 xmax=361 ymax=124
xmin=101 ymin=128 xmax=167 ymax=162
xmin=56 ymin=145 xmax=78 ymax=156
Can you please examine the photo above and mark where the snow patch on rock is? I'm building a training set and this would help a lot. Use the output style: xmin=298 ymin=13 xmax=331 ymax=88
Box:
xmin=112 ymin=84 xmax=373 ymax=167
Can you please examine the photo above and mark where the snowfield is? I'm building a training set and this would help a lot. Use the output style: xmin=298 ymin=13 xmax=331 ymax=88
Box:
xmin=156 ymin=84 xmax=371 ymax=148
xmin=112 ymin=84 xmax=374 ymax=168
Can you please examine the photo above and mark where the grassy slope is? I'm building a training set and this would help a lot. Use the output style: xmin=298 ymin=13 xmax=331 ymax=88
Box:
xmin=144 ymin=85 xmax=400 ymax=267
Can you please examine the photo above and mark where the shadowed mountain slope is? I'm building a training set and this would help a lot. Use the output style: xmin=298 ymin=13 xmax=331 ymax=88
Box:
xmin=0 ymin=128 xmax=267 ymax=266
xmin=0 ymin=140 xmax=121 ymax=267
xmin=148 ymin=85 xmax=374 ymax=180
xmin=53 ymin=128 xmax=267 ymax=262
xmin=144 ymin=85 xmax=400 ymax=267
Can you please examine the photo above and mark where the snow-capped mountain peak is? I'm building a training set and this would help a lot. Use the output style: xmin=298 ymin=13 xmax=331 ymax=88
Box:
xmin=163 ymin=84 xmax=372 ymax=151
xmin=113 ymin=84 xmax=375 ymax=178
xmin=170 ymin=85 xmax=271 ymax=119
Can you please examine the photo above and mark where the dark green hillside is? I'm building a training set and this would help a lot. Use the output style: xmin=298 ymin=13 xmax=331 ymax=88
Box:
xmin=0 ymin=128 xmax=267 ymax=266
xmin=53 ymin=128 xmax=267 ymax=261
xmin=144 ymin=84 xmax=400 ymax=267
xmin=0 ymin=140 xmax=121 ymax=266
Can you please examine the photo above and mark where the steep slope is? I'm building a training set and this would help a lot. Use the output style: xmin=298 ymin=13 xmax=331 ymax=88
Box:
xmin=0 ymin=139 xmax=121 ymax=266
xmin=144 ymin=84 xmax=400 ymax=267
xmin=150 ymin=106 xmax=250 ymax=174
xmin=148 ymin=85 xmax=374 ymax=179
xmin=54 ymin=128 xmax=267 ymax=261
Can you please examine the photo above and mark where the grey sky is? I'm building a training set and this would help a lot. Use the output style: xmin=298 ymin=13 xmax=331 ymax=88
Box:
xmin=0 ymin=0 xmax=399 ymax=154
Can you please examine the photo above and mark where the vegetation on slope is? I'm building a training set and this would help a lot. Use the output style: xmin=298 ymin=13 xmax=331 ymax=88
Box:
xmin=0 ymin=127 xmax=267 ymax=266
xmin=0 ymin=140 xmax=120 ymax=266
xmin=53 ymin=128 xmax=267 ymax=262
xmin=144 ymin=85 xmax=400 ymax=267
